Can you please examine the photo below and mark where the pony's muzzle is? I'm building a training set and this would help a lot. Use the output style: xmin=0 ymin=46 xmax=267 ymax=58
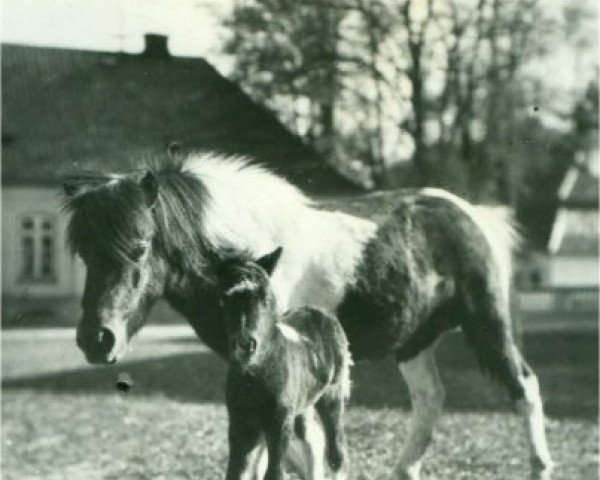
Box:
xmin=76 ymin=323 xmax=120 ymax=364
xmin=98 ymin=327 xmax=116 ymax=358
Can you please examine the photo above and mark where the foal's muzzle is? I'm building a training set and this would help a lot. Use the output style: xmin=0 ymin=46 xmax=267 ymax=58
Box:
xmin=230 ymin=334 xmax=258 ymax=362
xmin=240 ymin=336 xmax=257 ymax=354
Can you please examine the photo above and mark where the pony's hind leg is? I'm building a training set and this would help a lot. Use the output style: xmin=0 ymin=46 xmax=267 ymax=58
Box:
xmin=461 ymin=306 xmax=553 ymax=479
xmin=289 ymin=407 xmax=327 ymax=480
xmin=390 ymin=344 xmax=445 ymax=480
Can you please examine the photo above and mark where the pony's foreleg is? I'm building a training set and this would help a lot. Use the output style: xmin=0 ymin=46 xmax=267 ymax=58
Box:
xmin=286 ymin=407 xmax=327 ymax=480
xmin=246 ymin=440 xmax=268 ymax=480
xmin=390 ymin=345 xmax=445 ymax=480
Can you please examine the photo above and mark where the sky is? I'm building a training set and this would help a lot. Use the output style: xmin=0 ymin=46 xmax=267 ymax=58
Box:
xmin=1 ymin=0 xmax=235 ymax=73
xmin=2 ymin=0 xmax=597 ymax=130
xmin=4 ymin=0 xmax=597 ymax=91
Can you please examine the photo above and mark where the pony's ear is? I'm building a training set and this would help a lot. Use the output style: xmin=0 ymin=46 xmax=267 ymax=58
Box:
xmin=256 ymin=247 xmax=283 ymax=276
xmin=63 ymin=177 xmax=94 ymax=198
xmin=140 ymin=171 xmax=159 ymax=208
xmin=167 ymin=141 xmax=182 ymax=159
xmin=63 ymin=181 xmax=82 ymax=198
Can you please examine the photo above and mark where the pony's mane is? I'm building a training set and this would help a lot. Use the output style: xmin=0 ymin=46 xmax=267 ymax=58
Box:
xmin=64 ymin=152 xmax=312 ymax=276
xmin=182 ymin=152 xmax=312 ymax=253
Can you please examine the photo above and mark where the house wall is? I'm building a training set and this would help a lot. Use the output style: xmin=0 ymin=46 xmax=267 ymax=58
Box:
xmin=2 ymin=186 xmax=85 ymax=298
xmin=547 ymin=255 xmax=599 ymax=287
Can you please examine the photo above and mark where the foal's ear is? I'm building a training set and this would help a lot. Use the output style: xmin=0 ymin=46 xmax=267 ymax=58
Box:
xmin=167 ymin=141 xmax=182 ymax=159
xmin=140 ymin=171 xmax=159 ymax=208
xmin=256 ymin=247 xmax=283 ymax=276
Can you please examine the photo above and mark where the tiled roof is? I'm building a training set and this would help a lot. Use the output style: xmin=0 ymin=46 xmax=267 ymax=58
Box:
xmin=2 ymin=41 xmax=360 ymax=194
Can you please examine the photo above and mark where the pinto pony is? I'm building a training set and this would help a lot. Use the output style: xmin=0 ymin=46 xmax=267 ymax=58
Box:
xmin=64 ymin=153 xmax=553 ymax=480
xmin=218 ymin=247 xmax=351 ymax=480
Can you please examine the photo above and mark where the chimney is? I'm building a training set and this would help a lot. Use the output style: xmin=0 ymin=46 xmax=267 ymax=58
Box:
xmin=143 ymin=34 xmax=170 ymax=59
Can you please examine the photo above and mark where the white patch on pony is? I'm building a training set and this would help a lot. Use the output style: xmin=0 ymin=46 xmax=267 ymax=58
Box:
xmin=183 ymin=152 xmax=377 ymax=312
xmin=276 ymin=323 xmax=303 ymax=343
xmin=225 ymin=279 xmax=259 ymax=297
xmin=420 ymin=188 xmax=520 ymax=300
xmin=275 ymin=210 xmax=377 ymax=312
xmin=301 ymin=406 xmax=327 ymax=480
xmin=184 ymin=153 xmax=311 ymax=254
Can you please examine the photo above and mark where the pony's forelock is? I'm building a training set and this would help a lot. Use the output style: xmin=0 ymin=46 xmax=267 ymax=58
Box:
xmin=63 ymin=158 xmax=213 ymax=274
xmin=64 ymin=151 xmax=314 ymax=279
xmin=64 ymin=175 xmax=153 ymax=265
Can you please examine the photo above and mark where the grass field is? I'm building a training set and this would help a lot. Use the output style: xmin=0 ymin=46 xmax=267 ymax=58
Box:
xmin=2 ymin=328 xmax=598 ymax=480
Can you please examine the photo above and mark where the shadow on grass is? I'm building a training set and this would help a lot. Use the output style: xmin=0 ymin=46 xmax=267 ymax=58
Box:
xmin=3 ymin=331 xmax=597 ymax=420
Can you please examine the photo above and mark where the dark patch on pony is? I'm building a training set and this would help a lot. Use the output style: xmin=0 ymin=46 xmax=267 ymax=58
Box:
xmin=337 ymin=193 xmax=518 ymax=387
xmin=63 ymin=158 xmax=216 ymax=278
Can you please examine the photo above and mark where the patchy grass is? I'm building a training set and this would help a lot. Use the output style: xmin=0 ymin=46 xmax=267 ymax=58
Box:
xmin=2 ymin=331 xmax=598 ymax=480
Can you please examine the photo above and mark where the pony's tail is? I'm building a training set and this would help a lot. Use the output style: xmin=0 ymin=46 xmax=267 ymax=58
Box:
xmin=420 ymin=188 xmax=521 ymax=301
xmin=469 ymin=204 xmax=521 ymax=301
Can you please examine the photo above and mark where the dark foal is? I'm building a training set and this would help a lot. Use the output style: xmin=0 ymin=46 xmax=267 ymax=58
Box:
xmin=218 ymin=248 xmax=352 ymax=480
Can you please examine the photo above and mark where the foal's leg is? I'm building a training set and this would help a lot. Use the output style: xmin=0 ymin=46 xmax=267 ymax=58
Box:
xmin=391 ymin=344 xmax=445 ymax=480
xmin=316 ymin=393 xmax=347 ymax=480
xmin=226 ymin=416 xmax=263 ymax=480
xmin=264 ymin=414 xmax=293 ymax=480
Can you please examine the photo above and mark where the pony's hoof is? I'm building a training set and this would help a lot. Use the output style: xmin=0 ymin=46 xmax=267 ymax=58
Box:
xmin=531 ymin=456 xmax=554 ymax=480
xmin=390 ymin=462 xmax=421 ymax=480
xmin=331 ymin=469 xmax=348 ymax=480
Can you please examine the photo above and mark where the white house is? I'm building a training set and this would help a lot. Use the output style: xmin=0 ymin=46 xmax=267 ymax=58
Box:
xmin=518 ymin=148 xmax=598 ymax=313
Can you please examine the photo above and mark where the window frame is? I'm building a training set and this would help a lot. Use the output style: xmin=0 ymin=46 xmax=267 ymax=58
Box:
xmin=18 ymin=212 xmax=58 ymax=284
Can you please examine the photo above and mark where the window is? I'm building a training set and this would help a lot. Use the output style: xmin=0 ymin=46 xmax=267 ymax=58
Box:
xmin=19 ymin=214 xmax=57 ymax=282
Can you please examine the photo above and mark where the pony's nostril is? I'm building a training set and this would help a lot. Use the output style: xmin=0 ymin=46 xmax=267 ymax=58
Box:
xmin=98 ymin=328 xmax=116 ymax=355
xmin=131 ymin=269 xmax=141 ymax=288
xmin=248 ymin=337 xmax=257 ymax=354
